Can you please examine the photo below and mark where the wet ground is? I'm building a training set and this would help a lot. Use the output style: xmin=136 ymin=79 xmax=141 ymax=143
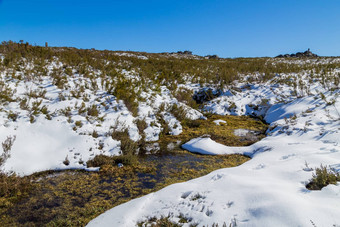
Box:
xmin=0 ymin=115 xmax=267 ymax=226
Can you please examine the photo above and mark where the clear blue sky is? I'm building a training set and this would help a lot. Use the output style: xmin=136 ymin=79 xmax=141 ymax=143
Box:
xmin=0 ymin=0 xmax=339 ymax=57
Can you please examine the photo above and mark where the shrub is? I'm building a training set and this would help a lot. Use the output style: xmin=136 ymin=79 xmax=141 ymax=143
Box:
xmin=87 ymin=104 xmax=99 ymax=117
xmin=169 ymin=104 xmax=188 ymax=122
xmin=135 ymin=118 xmax=147 ymax=135
xmin=306 ymin=164 xmax=340 ymax=190
xmin=111 ymin=129 xmax=138 ymax=156
xmin=86 ymin=154 xmax=137 ymax=168
xmin=112 ymin=78 xmax=139 ymax=117
xmin=63 ymin=156 xmax=70 ymax=166
xmin=174 ymin=87 xmax=198 ymax=109
xmin=1 ymin=136 xmax=16 ymax=166
xmin=92 ymin=130 xmax=99 ymax=138
xmin=86 ymin=154 xmax=115 ymax=167
xmin=157 ymin=115 xmax=170 ymax=137
xmin=75 ymin=120 xmax=83 ymax=127
xmin=7 ymin=111 xmax=18 ymax=122
xmin=0 ymin=135 xmax=31 ymax=200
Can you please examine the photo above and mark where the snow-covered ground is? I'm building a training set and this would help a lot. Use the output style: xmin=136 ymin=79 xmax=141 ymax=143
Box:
xmin=0 ymin=61 xmax=201 ymax=175
xmin=88 ymin=74 xmax=340 ymax=226
xmin=1 ymin=54 xmax=339 ymax=226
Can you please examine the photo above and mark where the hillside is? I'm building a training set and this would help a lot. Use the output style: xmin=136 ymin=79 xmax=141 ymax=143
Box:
xmin=0 ymin=41 xmax=339 ymax=226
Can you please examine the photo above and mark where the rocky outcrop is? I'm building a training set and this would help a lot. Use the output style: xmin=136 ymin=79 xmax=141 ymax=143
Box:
xmin=276 ymin=49 xmax=318 ymax=58
xmin=205 ymin=55 xmax=219 ymax=59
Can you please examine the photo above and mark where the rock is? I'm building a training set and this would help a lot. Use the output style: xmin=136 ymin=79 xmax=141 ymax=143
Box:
xmin=193 ymin=88 xmax=222 ymax=104
xmin=275 ymin=49 xmax=318 ymax=58
xmin=205 ymin=55 xmax=219 ymax=59
xmin=177 ymin=50 xmax=193 ymax=55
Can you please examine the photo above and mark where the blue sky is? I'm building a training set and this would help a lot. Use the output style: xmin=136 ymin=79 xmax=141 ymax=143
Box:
xmin=0 ymin=0 xmax=339 ymax=57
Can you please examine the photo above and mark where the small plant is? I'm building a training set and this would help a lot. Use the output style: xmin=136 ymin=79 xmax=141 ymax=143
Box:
xmin=86 ymin=154 xmax=115 ymax=167
xmin=306 ymin=164 xmax=340 ymax=190
xmin=170 ymin=104 xmax=188 ymax=122
xmin=87 ymin=104 xmax=99 ymax=117
xmin=75 ymin=120 xmax=83 ymax=127
xmin=111 ymin=129 xmax=138 ymax=157
xmin=0 ymin=135 xmax=31 ymax=200
xmin=137 ymin=215 xmax=182 ymax=227
xmin=135 ymin=118 xmax=147 ymax=135
xmin=92 ymin=130 xmax=99 ymax=138
xmin=63 ymin=156 xmax=70 ymax=166
xmin=1 ymin=135 xmax=16 ymax=167
xmin=7 ymin=111 xmax=18 ymax=121
xmin=86 ymin=153 xmax=137 ymax=168
xmin=29 ymin=115 xmax=35 ymax=123
xmin=190 ymin=193 xmax=205 ymax=201
xmin=174 ymin=87 xmax=198 ymax=109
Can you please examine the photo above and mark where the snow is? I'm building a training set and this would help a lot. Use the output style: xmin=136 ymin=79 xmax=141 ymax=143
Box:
xmin=0 ymin=63 xmax=203 ymax=175
xmin=1 ymin=55 xmax=340 ymax=226
xmin=181 ymin=137 xmax=263 ymax=156
xmin=0 ymin=116 xmax=103 ymax=175
xmin=88 ymin=74 xmax=340 ymax=226
xmin=213 ymin=119 xmax=226 ymax=125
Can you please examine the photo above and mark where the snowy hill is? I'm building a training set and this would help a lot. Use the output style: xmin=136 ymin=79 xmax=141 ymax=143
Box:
xmin=0 ymin=42 xmax=339 ymax=226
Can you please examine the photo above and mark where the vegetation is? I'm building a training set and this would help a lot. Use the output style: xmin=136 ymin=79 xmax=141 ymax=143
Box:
xmin=0 ymin=41 xmax=339 ymax=226
xmin=0 ymin=152 xmax=248 ymax=226
xmin=0 ymin=136 xmax=32 ymax=218
xmin=307 ymin=165 xmax=340 ymax=190
xmin=2 ymin=41 xmax=339 ymax=92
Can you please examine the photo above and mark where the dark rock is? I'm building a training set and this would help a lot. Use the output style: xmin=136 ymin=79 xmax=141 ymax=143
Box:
xmin=275 ymin=49 xmax=318 ymax=58
xmin=177 ymin=50 xmax=193 ymax=55
xmin=205 ymin=55 xmax=219 ymax=59
xmin=193 ymin=88 xmax=222 ymax=104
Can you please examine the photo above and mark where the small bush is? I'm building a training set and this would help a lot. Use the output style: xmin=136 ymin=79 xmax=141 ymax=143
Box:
xmin=92 ymin=130 xmax=99 ymax=138
xmin=1 ymin=136 xmax=16 ymax=167
xmin=137 ymin=216 xmax=181 ymax=227
xmin=120 ymin=137 xmax=138 ymax=156
xmin=170 ymin=104 xmax=188 ymax=122
xmin=63 ymin=156 xmax=70 ymax=166
xmin=75 ymin=120 xmax=83 ymax=127
xmin=111 ymin=129 xmax=138 ymax=156
xmin=86 ymin=154 xmax=137 ymax=167
xmin=307 ymin=165 xmax=340 ymax=190
xmin=86 ymin=154 xmax=115 ymax=167
xmin=87 ymin=104 xmax=99 ymax=117
xmin=174 ymin=87 xmax=199 ymax=109
xmin=113 ymin=154 xmax=137 ymax=166
xmin=7 ymin=111 xmax=18 ymax=122
xmin=0 ymin=135 xmax=31 ymax=201
xmin=135 ymin=118 xmax=147 ymax=135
